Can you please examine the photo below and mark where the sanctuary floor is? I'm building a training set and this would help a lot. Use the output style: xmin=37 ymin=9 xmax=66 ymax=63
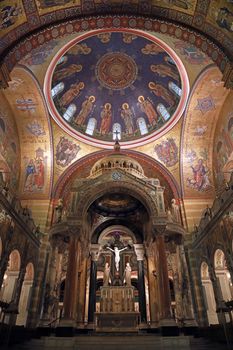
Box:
xmin=10 ymin=334 xmax=228 ymax=350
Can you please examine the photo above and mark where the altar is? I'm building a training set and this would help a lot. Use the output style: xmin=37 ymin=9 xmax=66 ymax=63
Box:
xmin=95 ymin=286 xmax=140 ymax=332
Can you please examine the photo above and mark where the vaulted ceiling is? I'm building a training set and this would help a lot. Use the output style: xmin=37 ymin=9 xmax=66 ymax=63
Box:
xmin=0 ymin=0 xmax=232 ymax=231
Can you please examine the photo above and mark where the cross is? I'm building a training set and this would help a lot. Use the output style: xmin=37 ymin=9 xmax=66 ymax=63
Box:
xmin=113 ymin=129 xmax=120 ymax=141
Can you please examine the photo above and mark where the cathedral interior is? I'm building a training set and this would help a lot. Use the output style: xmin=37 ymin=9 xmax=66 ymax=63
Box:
xmin=0 ymin=1 xmax=233 ymax=349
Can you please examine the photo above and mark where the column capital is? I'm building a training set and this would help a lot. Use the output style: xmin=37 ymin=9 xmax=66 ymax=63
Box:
xmin=152 ymin=223 xmax=167 ymax=237
xmin=90 ymin=244 xmax=101 ymax=261
xmin=134 ymin=244 xmax=145 ymax=261
xmin=68 ymin=224 xmax=82 ymax=236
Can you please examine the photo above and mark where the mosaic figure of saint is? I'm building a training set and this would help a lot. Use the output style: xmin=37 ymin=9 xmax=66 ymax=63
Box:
xmin=34 ymin=157 xmax=44 ymax=190
xmin=74 ymin=96 xmax=95 ymax=126
xmin=141 ymin=43 xmax=163 ymax=55
xmin=137 ymin=95 xmax=158 ymax=126
xmin=53 ymin=64 xmax=82 ymax=82
xmin=97 ymin=32 xmax=111 ymax=43
xmin=149 ymin=82 xmax=176 ymax=107
xmin=122 ymin=33 xmax=137 ymax=43
xmin=121 ymin=103 xmax=134 ymax=135
xmin=24 ymin=159 xmax=35 ymax=192
xmin=60 ymin=82 xmax=84 ymax=106
xmin=187 ymin=158 xmax=210 ymax=191
xmin=0 ymin=4 xmax=22 ymax=29
xmin=68 ymin=43 xmax=91 ymax=55
xmin=150 ymin=64 xmax=179 ymax=81
xmin=100 ymin=103 xmax=112 ymax=135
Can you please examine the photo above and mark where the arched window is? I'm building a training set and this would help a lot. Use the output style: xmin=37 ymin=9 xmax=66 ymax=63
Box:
xmin=165 ymin=56 xmax=176 ymax=66
xmin=157 ymin=103 xmax=170 ymax=121
xmin=112 ymin=123 xmax=121 ymax=140
xmin=51 ymin=82 xmax=64 ymax=98
xmin=137 ymin=117 xmax=148 ymax=135
xmin=86 ymin=118 xmax=97 ymax=135
xmin=63 ymin=104 xmax=76 ymax=122
xmin=57 ymin=56 xmax=67 ymax=65
xmin=168 ymin=81 xmax=182 ymax=97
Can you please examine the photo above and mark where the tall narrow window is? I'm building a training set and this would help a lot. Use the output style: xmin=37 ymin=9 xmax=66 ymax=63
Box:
xmin=168 ymin=81 xmax=182 ymax=97
xmin=57 ymin=56 xmax=67 ymax=65
xmin=86 ymin=118 xmax=97 ymax=135
xmin=137 ymin=117 xmax=148 ymax=135
xmin=51 ymin=82 xmax=64 ymax=98
xmin=112 ymin=123 xmax=121 ymax=140
xmin=157 ymin=103 xmax=170 ymax=121
xmin=63 ymin=104 xmax=76 ymax=122
xmin=165 ymin=56 xmax=176 ymax=66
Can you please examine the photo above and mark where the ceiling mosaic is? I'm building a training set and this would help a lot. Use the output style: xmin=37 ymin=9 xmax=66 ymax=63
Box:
xmin=45 ymin=29 xmax=189 ymax=148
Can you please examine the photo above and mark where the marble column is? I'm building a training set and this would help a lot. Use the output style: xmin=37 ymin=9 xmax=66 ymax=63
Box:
xmin=146 ymin=244 xmax=159 ymax=325
xmin=134 ymin=244 xmax=147 ymax=323
xmin=77 ymin=251 xmax=88 ymax=325
xmin=9 ymin=263 xmax=27 ymax=325
xmin=63 ymin=235 xmax=80 ymax=322
xmin=187 ymin=250 xmax=208 ymax=326
xmin=88 ymin=244 xmax=100 ymax=323
xmin=155 ymin=234 xmax=172 ymax=321
xmin=179 ymin=245 xmax=195 ymax=321
xmin=48 ymin=242 xmax=59 ymax=293
xmin=27 ymin=238 xmax=49 ymax=328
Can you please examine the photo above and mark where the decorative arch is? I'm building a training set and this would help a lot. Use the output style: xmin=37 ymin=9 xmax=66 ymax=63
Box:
xmin=9 ymin=249 xmax=21 ymax=271
xmin=75 ymin=178 xmax=157 ymax=222
xmin=92 ymin=222 xmax=143 ymax=244
xmin=2 ymin=65 xmax=53 ymax=199
xmin=53 ymin=149 xmax=181 ymax=205
xmin=214 ymin=248 xmax=232 ymax=303
xmin=200 ymin=260 xmax=218 ymax=325
xmin=181 ymin=65 xmax=229 ymax=199
xmin=214 ymin=248 xmax=225 ymax=269
xmin=1 ymin=249 xmax=21 ymax=304
xmin=200 ymin=261 xmax=209 ymax=280
xmin=2 ymin=15 xmax=229 ymax=80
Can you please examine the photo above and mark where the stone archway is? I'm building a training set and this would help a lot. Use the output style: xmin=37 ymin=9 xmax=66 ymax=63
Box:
xmin=16 ymin=262 xmax=34 ymax=326
xmin=214 ymin=249 xmax=233 ymax=303
xmin=1 ymin=249 xmax=21 ymax=304
xmin=200 ymin=261 xmax=218 ymax=325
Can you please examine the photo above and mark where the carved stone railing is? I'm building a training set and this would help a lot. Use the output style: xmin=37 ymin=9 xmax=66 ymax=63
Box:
xmin=0 ymin=180 xmax=40 ymax=247
xmin=192 ymin=173 xmax=233 ymax=247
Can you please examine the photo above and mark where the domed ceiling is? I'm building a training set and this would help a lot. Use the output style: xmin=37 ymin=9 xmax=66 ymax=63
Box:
xmin=45 ymin=29 xmax=189 ymax=148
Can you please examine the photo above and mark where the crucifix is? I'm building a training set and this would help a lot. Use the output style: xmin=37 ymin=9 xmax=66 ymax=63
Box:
xmin=106 ymin=246 xmax=128 ymax=271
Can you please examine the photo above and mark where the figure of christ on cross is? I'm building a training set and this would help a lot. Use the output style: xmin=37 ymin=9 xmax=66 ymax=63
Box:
xmin=106 ymin=246 xmax=128 ymax=271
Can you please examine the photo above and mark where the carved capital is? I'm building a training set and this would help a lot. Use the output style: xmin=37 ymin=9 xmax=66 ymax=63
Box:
xmin=134 ymin=244 xmax=145 ymax=261
xmin=90 ymin=244 xmax=101 ymax=261
xmin=68 ymin=225 xmax=82 ymax=237
xmin=152 ymin=223 xmax=167 ymax=237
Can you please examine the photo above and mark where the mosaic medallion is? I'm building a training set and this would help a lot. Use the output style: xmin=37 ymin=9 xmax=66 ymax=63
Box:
xmin=96 ymin=52 xmax=137 ymax=90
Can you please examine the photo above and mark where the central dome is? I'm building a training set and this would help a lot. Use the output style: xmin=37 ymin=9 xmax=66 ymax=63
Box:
xmin=45 ymin=29 xmax=189 ymax=149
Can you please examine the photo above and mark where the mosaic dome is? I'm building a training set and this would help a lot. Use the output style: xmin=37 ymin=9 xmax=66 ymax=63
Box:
xmin=45 ymin=29 xmax=189 ymax=149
